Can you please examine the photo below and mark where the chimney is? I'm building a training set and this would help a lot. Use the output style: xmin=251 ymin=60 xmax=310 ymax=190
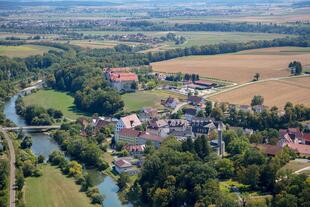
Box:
xmin=130 ymin=120 xmax=134 ymax=127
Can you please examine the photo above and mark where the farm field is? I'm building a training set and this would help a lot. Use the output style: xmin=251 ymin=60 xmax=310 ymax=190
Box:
xmin=68 ymin=40 xmax=142 ymax=49
xmin=79 ymin=31 xmax=289 ymax=50
xmin=23 ymin=89 xmax=89 ymax=120
xmin=209 ymin=76 xmax=310 ymax=109
xmin=122 ymin=90 xmax=185 ymax=112
xmin=0 ymin=44 xmax=61 ymax=58
xmin=152 ymin=47 xmax=310 ymax=83
xmin=24 ymin=165 xmax=95 ymax=207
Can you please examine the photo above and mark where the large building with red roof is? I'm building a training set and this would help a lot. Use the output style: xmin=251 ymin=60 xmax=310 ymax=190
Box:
xmin=104 ymin=67 xmax=138 ymax=92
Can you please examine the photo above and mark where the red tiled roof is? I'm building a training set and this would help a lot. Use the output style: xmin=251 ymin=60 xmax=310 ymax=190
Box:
xmin=120 ymin=114 xmax=141 ymax=128
xmin=123 ymin=145 xmax=145 ymax=152
xmin=303 ymin=133 xmax=310 ymax=142
xmin=254 ymin=144 xmax=282 ymax=156
xmin=119 ymin=128 xmax=141 ymax=137
xmin=110 ymin=72 xmax=138 ymax=82
xmin=139 ymin=132 xmax=164 ymax=142
xmin=287 ymin=143 xmax=310 ymax=155
xmin=115 ymin=159 xmax=132 ymax=168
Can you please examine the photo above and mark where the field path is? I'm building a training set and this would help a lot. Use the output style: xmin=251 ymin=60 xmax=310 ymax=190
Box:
xmin=0 ymin=128 xmax=16 ymax=207
xmin=203 ymin=74 xmax=310 ymax=99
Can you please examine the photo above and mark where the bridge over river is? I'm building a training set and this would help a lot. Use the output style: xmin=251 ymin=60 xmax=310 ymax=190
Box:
xmin=3 ymin=125 xmax=60 ymax=132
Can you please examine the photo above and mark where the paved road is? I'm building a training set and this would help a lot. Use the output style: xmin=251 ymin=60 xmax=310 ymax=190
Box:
xmin=0 ymin=128 xmax=16 ymax=207
xmin=203 ymin=74 xmax=310 ymax=99
xmin=171 ymin=102 xmax=188 ymax=114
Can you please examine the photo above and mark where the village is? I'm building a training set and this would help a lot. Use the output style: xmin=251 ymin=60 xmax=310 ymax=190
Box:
xmin=72 ymin=67 xmax=310 ymax=177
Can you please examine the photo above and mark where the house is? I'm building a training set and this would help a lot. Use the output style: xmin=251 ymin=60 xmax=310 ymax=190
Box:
xmin=278 ymin=128 xmax=303 ymax=146
xmin=162 ymin=96 xmax=178 ymax=108
xmin=194 ymin=80 xmax=217 ymax=88
xmin=183 ymin=108 xmax=197 ymax=121
xmin=169 ymin=127 xmax=193 ymax=141
xmin=286 ymin=143 xmax=310 ymax=156
xmin=167 ymin=119 xmax=189 ymax=132
xmin=137 ymin=132 xmax=165 ymax=148
xmin=118 ymin=128 xmax=165 ymax=148
xmin=115 ymin=114 xmax=141 ymax=142
xmin=252 ymin=105 xmax=268 ymax=113
xmin=123 ymin=145 xmax=145 ymax=156
xmin=191 ymin=117 xmax=216 ymax=136
xmin=104 ymin=67 xmax=138 ymax=92
xmin=139 ymin=107 xmax=158 ymax=122
xmin=114 ymin=157 xmax=139 ymax=175
xmin=254 ymin=144 xmax=282 ymax=156
xmin=76 ymin=117 xmax=90 ymax=129
xmin=301 ymin=133 xmax=310 ymax=145
xmin=91 ymin=116 xmax=112 ymax=135
xmin=239 ymin=105 xmax=252 ymax=113
xmin=188 ymin=96 xmax=204 ymax=106
xmin=147 ymin=119 xmax=169 ymax=137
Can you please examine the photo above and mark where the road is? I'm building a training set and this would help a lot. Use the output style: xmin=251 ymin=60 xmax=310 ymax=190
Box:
xmin=171 ymin=102 xmax=188 ymax=114
xmin=0 ymin=128 xmax=16 ymax=207
xmin=203 ymin=74 xmax=310 ymax=99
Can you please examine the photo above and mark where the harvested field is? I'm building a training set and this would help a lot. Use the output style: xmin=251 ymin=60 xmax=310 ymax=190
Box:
xmin=0 ymin=44 xmax=62 ymax=58
xmin=152 ymin=47 xmax=310 ymax=83
xmin=210 ymin=76 xmax=310 ymax=109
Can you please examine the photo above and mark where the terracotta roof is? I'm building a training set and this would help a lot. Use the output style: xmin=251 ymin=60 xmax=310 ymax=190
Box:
xmin=139 ymin=132 xmax=164 ymax=142
xmin=120 ymin=114 xmax=141 ymax=128
xmin=119 ymin=128 xmax=141 ymax=137
xmin=148 ymin=119 xmax=168 ymax=129
xmin=115 ymin=159 xmax=132 ymax=168
xmin=123 ymin=145 xmax=145 ymax=152
xmin=303 ymin=133 xmax=310 ymax=142
xmin=110 ymin=72 xmax=138 ymax=82
xmin=254 ymin=144 xmax=282 ymax=156
xmin=287 ymin=143 xmax=310 ymax=155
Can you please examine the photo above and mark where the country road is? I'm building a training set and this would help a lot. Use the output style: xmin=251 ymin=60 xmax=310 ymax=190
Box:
xmin=171 ymin=102 xmax=188 ymax=114
xmin=203 ymin=74 xmax=310 ymax=99
xmin=0 ymin=128 xmax=16 ymax=207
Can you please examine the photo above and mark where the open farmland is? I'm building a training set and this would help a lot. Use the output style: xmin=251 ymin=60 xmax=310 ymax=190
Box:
xmin=209 ymin=76 xmax=310 ymax=109
xmin=152 ymin=47 xmax=310 ymax=83
xmin=80 ymin=31 xmax=289 ymax=50
xmin=68 ymin=40 xmax=142 ymax=49
xmin=0 ymin=44 xmax=61 ymax=58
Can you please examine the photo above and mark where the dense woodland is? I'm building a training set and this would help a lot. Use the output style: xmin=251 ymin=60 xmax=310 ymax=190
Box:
xmin=129 ymin=136 xmax=310 ymax=207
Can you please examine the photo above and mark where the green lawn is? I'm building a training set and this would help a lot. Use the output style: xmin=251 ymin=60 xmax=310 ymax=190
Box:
xmin=24 ymin=165 xmax=96 ymax=207
xmin=121 ymin=90 xmax=186 ymax=112
xmin=0 ymin=44 xmax=61 ymax=58
xmin=23 ymin=89 xmax=89 ymax=120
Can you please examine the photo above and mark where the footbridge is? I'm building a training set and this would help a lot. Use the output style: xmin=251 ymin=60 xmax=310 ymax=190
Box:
xmin=3 ymin=125 xmax=60 ymax=132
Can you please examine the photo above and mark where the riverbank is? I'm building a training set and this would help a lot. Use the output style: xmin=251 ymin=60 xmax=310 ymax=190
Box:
xmin=24 ymin=164 xmax=98 ymax=207
xmin=4 ymin=90 xmax=130 ymax=207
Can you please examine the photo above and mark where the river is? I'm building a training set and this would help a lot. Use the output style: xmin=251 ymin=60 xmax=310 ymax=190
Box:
xmin=4 ymin=92 xmax=130 ymax=207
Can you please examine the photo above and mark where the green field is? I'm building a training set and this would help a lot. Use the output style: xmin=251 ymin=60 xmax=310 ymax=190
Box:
xmin=122 ymin=90 xmax=185 ymax=112
xmin=80 ymin=31 xmax=290 ymax=50
xmin=24 ymin=165 xmax=95 ymax=207
xmin=0 ymin=44 xmax=61 ymax=58
xmin=23 ymin=89 xmax=88 ymax=120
